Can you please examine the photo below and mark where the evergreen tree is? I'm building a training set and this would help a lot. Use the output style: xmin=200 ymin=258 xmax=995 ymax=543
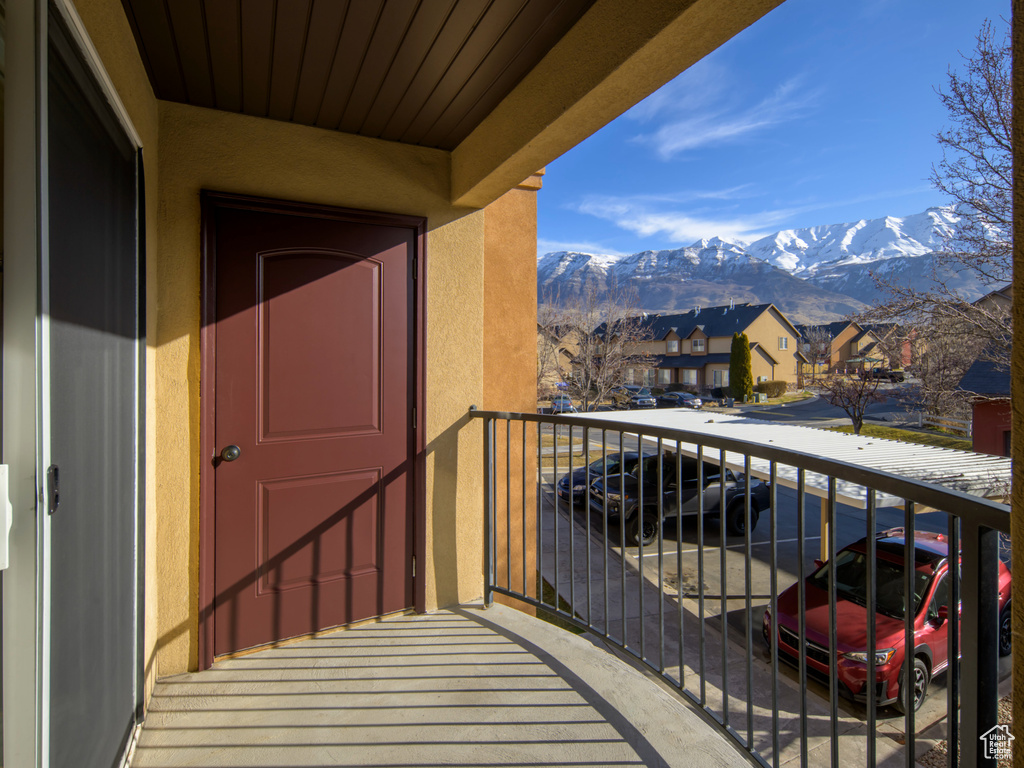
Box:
xmin=730 ymin=332 xmax=754 ymax=401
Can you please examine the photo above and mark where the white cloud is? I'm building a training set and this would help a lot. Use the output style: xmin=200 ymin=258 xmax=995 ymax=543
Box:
xmin=572 ymin=184 xmax=942 ymax=248
xmin=624 ymin=57 xmax=729 ymax=123
xmin=576 ymin=196 xmax=798 ymax=245
xmin=635 ymin=76 xmax=822 ymax=159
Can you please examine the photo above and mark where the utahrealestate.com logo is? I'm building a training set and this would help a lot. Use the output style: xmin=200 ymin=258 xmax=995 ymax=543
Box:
xmin=981 ymin=724 xmax=1014 ymax=761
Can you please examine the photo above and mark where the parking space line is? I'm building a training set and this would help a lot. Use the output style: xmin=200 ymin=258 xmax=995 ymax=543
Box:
xmin=635 ymin=535 xmax=822 ymax=557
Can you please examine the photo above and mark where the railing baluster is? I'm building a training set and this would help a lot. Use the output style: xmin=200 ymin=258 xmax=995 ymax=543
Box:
xmin=536 ymin=419 xmax=543 ymax=608
xmin=745 ymin=453 xmax=754 ymax=750
xmin=506 ymin=419 xmax=512 ymax=592
xmin=828 ymin=477 xmax=838 ymax=768
xmin=658 ymin=436 xmax=665 ymax=674
xmin=796 ymin=468 xmax=807 ymax=768
xmin=638 ymin=431 xmax=646 ymax=661
xmin=620 ymin=430 xmax=626 ymax=648
xmin=602 ymin=429 xmax=610 ymax=640
xmin=960 ymin=521 xmax=1000 ymax=768
xmin=769 ymin=460 xmax=779 ymax=768
xmin=677 ymin=442 xmax=685 ymax=692
xmin=947 ymin=516 xmax=960 ymax=768
xmin=585 ymin=425 xmax=592 ymax=631
xmin=483 ymin=415 xmax=494 ymax=607
xmin=568 ymin=424 xmax=576 ymax=618
xmin=903 ymin=498 xmax=915 ymax=768
xmin=719 ymin=447 xmax=729 ymax=728
xmin=697 ymin=445 xmax=706 ymax=706
xmin=865 ymin=489 xmax=876 ymax=768
xmin=553 ymin=420 xmax=559 ymax=616
xmin=522 ymin=419 xmax=528 ymax=597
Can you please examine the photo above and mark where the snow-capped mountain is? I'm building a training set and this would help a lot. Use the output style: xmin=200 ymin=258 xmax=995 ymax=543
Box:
xmin=744 ymin=208 xmax=958 ymax=276
xmin=539 ymin=207 xmax=989 ymax=324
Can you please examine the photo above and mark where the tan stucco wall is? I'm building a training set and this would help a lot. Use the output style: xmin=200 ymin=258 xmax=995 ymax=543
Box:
xmin=830 ymin=323 xmax=860 ymax=368
xmin=483 ymin=174 xmax=542 ymax=609
xmin=708 ymin=337 xmax=732 ymax=355
xmin=74 ymin=0 xmax=161 ymax=700
xmin=750 ymin=348 xmax=779 ymax=383
xmin=153 ymin=102 xmax=489 ymax=675
xmin=743 ymin=308 xmax=800 ymax=383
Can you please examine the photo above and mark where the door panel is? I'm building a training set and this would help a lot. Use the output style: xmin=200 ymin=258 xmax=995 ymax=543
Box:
xmin=209 ymin=199 xmax=416 ymax=657
xmin=47 ymin=15 xmax=140 ymax=768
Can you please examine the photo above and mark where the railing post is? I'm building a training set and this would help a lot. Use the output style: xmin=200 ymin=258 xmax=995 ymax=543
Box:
xmin=959 ymin=523 xmax=1000 ymax=768
xmin=483 ymin=413 xmax=495 ymax=608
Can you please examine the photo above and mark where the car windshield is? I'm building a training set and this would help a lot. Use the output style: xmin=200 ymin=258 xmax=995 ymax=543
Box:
xmin=590 ymin=455 xmax=641 ymax=476
xmin=809 ymin=549 xmax=933 ymax=619
xmin=636 ymin=388 xmax=652 ymax=396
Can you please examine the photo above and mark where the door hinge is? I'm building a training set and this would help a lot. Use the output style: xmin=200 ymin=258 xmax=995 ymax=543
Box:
xmin=412 ymin=255 xmax=418 ymax=279
xmin=412 ymin=406 xmax=417 ymax=428
xmin=412 ymin=555 xmax=416 ymax=578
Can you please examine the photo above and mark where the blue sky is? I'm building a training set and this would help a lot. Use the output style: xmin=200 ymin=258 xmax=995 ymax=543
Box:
xmin=537 ymin=0 xmax=1009 ymax=257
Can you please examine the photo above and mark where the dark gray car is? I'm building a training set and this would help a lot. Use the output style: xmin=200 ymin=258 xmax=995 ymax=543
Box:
xmin=589 ymin=452 xmax=770 ymax=545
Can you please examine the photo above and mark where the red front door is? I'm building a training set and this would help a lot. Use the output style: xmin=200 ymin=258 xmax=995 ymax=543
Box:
xmin=205 ymin=194 xmax=419 ymax=658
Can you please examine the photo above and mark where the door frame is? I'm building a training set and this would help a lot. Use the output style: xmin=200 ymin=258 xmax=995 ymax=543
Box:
xmin=4 ymin=0 xmax=146 ymax=765
xmin=198 ymin=191 xmax=427 ymax=670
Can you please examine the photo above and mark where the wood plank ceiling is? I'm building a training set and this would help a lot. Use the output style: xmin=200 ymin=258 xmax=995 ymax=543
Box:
xmin=120 ymin=0 xmax=596 ymax=151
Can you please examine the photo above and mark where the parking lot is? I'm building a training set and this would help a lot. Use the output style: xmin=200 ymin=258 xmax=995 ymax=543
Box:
xmin=538 ymin=427 xmax=1011 ymax=748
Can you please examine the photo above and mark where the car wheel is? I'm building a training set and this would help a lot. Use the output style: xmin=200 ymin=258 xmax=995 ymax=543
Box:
xmin=627 ymin=510 xmax=660 ymax=547
xmin=999 ymin=603 xmax=1012 ymax=657
xmin=725 ymin=499 xmax=760 ymax=536
xmin=895 ymin=656 xmax=929 ymax=715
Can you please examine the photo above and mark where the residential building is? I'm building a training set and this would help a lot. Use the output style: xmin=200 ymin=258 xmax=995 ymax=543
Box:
xmin=797 ymin=319 xmax=884 ymax=375
xmin=635 ymin=302 xmax=804 ymax=391
xmin=957 ymin=358 xmax=1011 ymax=457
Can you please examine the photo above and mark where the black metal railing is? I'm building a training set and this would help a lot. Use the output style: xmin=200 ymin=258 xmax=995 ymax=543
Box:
xmin=471 ymin=409 xmax=1010 ymax=768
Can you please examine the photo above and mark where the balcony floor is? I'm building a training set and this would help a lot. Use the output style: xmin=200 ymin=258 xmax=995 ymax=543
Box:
xmin=130 ymin=603 xmax=742 ymax=768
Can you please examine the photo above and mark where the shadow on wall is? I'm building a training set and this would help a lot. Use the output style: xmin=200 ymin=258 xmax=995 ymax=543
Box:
xmin=428 ymin=411 xmax=476 ymax=608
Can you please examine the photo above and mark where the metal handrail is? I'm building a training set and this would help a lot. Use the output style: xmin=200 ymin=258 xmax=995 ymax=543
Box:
xmin=471 ymin=409 xmax=1007 ymax=768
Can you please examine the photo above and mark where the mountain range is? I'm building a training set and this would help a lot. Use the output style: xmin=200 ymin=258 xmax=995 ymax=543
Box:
xmin=538 ymin=207 xmax=988 ymax=325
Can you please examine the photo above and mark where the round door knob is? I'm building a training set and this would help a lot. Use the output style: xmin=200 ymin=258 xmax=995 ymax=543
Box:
xmin=220 ymin=444 xmax=241 ymax=462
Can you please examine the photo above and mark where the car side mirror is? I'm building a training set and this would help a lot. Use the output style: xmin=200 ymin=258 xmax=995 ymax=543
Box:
xmin=936 ymin=605 xmax=949 ymax=625
xmin=813 ymin=559 xmax=824 ymax=569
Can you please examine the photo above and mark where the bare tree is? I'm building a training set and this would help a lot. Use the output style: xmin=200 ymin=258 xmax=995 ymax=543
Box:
xmin=552 ymin=285 xmax=656 ymax=411
xmin=820 ymin=373 xmax=887 ymax=435
xmin=865 ymin=323 xmax=914 ymax=371
xmin=931 ymin=19 xmax=1011 ymax=284
xmin=802 ymin=325 xmax=833 ymax=381
xmin=537 ymin=303 xmax=570 ymax=399
xmin=868 ymin=20 xmax=1011 ymax=370
xmin=902 ymin=319 xmax=975 ymax=422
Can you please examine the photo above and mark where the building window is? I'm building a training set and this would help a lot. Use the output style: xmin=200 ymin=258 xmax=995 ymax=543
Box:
xmin=779 ymin=337 xmax=789 ymax=350
xmin=681 ymin=369 xmax=697 ymax=385
xmin=667 ymin=340 xmax=679 ymax=354
xmin=713 ymin=369 xmax=730 ymax=388
xmin=692 ymin=338 xmax=705 ymax=352
xmin=657 ymin=368 xmax=671 ymax=385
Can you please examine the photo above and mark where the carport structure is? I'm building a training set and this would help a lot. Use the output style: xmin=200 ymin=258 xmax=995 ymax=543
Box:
xmin=574 ymin=409 xmax=1011 ymax=546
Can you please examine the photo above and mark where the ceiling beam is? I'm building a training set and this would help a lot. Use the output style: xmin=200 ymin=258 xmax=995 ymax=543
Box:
xmin=450 ymin=0 xmax=783 ymax=208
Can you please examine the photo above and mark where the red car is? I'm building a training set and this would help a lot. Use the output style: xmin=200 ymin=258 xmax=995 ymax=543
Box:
xmin=763 ymin=528 xmax=1011 ymax=713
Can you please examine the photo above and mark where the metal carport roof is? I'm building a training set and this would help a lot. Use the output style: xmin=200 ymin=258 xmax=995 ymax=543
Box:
xmin=571 ymin=409 xmax=1010 ymax=511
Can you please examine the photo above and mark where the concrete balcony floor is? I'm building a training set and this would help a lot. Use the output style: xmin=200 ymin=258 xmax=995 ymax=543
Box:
xmin=130 ymin=603 xmax=741 ymax=768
